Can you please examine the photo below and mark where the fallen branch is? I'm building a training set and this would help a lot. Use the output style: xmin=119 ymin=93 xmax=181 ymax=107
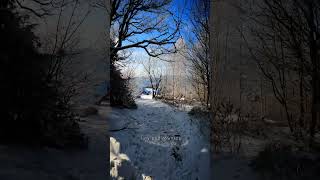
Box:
xmin=109 ymin=127 xmax=127 ymax=132
xmin=109 ymin=122 xmax=138 ymax=132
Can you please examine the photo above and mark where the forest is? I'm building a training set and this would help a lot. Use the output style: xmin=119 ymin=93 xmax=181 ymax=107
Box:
xmin=0 ymin=0 xmax=320 ymax=180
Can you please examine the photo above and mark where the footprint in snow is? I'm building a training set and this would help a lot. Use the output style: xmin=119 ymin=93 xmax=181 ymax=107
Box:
xmin=171 ymin=146 xmax=182 ymax=162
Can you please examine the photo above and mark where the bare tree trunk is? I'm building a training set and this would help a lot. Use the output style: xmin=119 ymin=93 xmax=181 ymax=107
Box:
xmin=309 ymin=31 xmax=319 ymax=144
xmin=207 ymin=81 xmax=210 ymax=108
xmin=284 ymin=103 xmax=294 ymax=133
xmin=260 ymin=76 xmax=264 ymax=118
xmin=172 ymin=66 xmax=175 ymax=100
xmin=299 ymin=60 xmax=305 ymax=129
xmin=306 ymin=2 xmax=320 ymax=144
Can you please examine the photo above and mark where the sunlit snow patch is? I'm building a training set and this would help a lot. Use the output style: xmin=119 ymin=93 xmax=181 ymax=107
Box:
xmin=201 ymin=148 xmax=208 ymax=153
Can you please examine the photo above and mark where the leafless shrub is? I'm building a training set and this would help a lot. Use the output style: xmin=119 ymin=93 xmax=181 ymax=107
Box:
xmin=211 ymin=100 xmax=247 ymax=154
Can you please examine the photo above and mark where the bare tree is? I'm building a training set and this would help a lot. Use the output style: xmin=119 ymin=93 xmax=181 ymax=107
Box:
xmin=294 ymin=0 xmax=320 ymax=145
xmin=8 ymin=0 xmax=91 ymax=81
xmin=9 ymin=0 xmax=72 ymax=17
xmin=142 ymin=57 xmax=163 ymax=98
xmin=242 ymin=0 xmax=320 ymax=142
xmin=0 ymin=0 xmax=90 ymax=146
xmin=187 ymin=0 xmax=210 ymax=107
xmin=107 ymin=0 xmax=181 ymax=61
xmin=45 ymin=0 xmax=90 ymax=81
xmin=25 ymin=0 xmax=92 ymax=106
xmin=99 ymin=0 xmax=181 ymax=106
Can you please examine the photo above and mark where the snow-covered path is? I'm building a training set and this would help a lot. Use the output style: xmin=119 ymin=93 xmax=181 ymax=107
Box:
xmin=109 ymin=99 xmax=211 ymax=180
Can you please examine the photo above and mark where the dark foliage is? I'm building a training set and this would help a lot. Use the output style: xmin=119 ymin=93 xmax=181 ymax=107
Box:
xmin=110 ymin=62 xmax=137 ymax=109
xmin=251 ymin=141 xmax=320 ymax=180
xmin=0 ymin=5 xmax=86 ymax=148
xmin=188 ymin=106 xmax=209 ymax=117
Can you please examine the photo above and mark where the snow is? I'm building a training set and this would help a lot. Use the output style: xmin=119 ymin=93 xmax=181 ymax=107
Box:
xmin=109 ymin=99 xmax=211 ymax=180
xmin=211 ymin=153 xmax=258 ymax=180
xmin=0 ymin=106 xmax=108 ymax=180
xmin=140 ymin=94 xmax=153 ymax=100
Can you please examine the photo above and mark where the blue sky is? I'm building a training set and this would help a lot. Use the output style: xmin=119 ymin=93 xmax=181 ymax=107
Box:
xmin=172 ymin=0 xmax=193 ymax=37
xmin=122 ymin=0 xmax=196 ymax=77
xmin=121 ymin=0 xmax=193 ymax=46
